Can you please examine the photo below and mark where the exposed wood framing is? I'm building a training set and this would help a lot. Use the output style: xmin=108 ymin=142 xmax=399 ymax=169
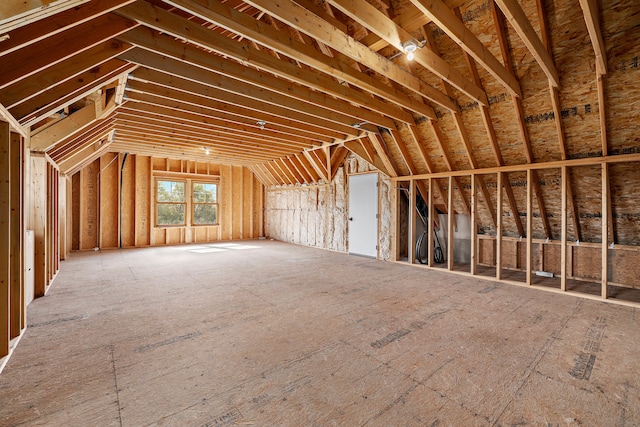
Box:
xmin=409 ymin=0 xmax=521 ymax=97
xmin=139 ymin=0 xmax=421 ymax=123
xmin=327 ymin=0 xmax=487 ymax=107
xmin=243 ymin=0 xmax=447 ymax=115
xmin=0 ymin=0 xmax=92 ymax=34
xmin=0 ymin=121 xmax=10 ymax=359
xmin=496 ymin=172 xmax=503 ymax=280
xmin=602 ymin=163 xmax=608 ymax=298
xmin=494 ymin=0 xmax=560 ymax=86
xmin=578 ymin=0 xmax=607 ymax=74
xmin=536 ymin=0 xmax=582 ymax=242
xmin=491 ymin=2 xmax=552 ymax=239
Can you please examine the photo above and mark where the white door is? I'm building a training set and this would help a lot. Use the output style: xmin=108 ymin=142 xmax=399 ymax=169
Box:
xmin=348 ymin=173 xmax=379 ymax=258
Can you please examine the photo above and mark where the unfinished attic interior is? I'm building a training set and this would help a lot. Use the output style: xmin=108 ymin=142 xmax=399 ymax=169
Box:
xmin=1 ymin=0 xmax=640 ymax=424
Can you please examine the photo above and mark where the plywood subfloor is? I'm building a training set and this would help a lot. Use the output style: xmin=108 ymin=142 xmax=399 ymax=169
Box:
xmin=1 ymin=240 xmax=639 ymax=426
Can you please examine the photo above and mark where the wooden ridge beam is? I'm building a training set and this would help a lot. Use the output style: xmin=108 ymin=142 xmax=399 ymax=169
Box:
xmin=409 ymin=0 xmax=522 ymax=97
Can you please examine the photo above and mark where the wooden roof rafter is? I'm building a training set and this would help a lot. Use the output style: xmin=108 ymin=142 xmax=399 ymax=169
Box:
xmin=0 ymin=40 xmax=134 ymax=112
xmin=535 ymin=0 xmax=584 ymax=243
xmin=491 ymin=1 xmax=551 ymax=239
xmin=13 ymin=61 xmax=137 ymax=127
xmin=114 ymin=2 xmax=403 ymax=128
xmin=494 ymin=0 xmax=559 ymax=87
xmin=326 ymin=0 xmax=488 ymax=107
xmin=124 ymin=70 xmax=345 ymax=142
xmin=0 ymin=13 xmax=137 ymax=90
xmin=409 ymin=0 xmax=522 ymax=98
xmin=117 ymin=47 xmax=361 ymax=137
xmin=243 ymin=0 xmax=454 ymax=115
xmin=153 ymin=0 xmax=436 ymax=121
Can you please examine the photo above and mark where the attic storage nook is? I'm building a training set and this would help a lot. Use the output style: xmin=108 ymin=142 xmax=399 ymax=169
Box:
xmin=0 ymin=0 xmax=639 ymax=423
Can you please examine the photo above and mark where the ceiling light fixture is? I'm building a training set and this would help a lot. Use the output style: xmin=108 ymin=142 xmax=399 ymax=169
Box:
xmin=257 ymin=120 xmax=266 ymax=130
xmin=402 ymin=40 xmax=421 ymax=61
xmin=204 ymin=147 xmax=210 ymax=155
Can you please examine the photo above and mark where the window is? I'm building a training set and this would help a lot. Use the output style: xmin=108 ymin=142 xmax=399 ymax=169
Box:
xmin=155 ymin=179 xmax=218 ymax=226
xmin=192 ymin=182 xmax=218 ymax=225
xmin=156 ymin=180 xmax=186 ymax=225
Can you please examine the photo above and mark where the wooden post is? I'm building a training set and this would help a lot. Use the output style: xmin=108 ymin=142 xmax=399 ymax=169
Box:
xmin=447 ymin=176 xmax=454 ymax=271
xmin=32 ymin=155 xmax=47 ymax=297
xmin=526 ymin=168 xmax=533 ymax=285
xmin=561 ymin=166 xmax=567 ymax=291
xmin=0 ymin=121 xmax=10 ymax=359
xmin=602 ymin=163 xmax=608 ymax=299
xmin=428 ymin=178 xmax=434 ymax=267
xmin=496 ymin=172 xmax=503 ymax=280
xmin=409 ymin=179 xmax=416 ymax=264
xmin=10 ymin=132 xmax=23 ymax=338
xmin=470 ymin=174 xmax=477 ymax=275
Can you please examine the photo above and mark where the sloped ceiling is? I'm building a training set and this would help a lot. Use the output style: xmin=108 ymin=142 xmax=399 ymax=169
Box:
xmin=1 ymin=0 xmax=639 ymax=242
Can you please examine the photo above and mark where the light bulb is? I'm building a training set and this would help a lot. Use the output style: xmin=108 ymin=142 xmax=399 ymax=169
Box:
xmin=205 ymin=148 xmax=210 ymax=155
xmin=407 ymin=51 xmax=415 ymax=61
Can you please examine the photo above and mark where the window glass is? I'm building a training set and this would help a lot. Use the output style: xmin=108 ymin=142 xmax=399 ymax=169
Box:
xmin=157 ymin=180 xmax=186 ymax=225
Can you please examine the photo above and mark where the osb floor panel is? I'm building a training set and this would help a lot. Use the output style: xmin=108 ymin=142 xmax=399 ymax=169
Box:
xmin=1 ymin=240 xmax=639 ymax=426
